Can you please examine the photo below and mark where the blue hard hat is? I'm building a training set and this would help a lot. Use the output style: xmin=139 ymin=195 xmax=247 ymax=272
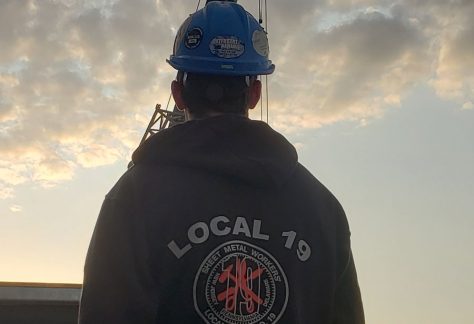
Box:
xmin=167 ymin=1 xmax=275 ymax=76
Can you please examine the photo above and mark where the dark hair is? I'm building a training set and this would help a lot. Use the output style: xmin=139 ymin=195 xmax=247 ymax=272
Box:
xmin=177 ymin=72 xmax=254 ymax=117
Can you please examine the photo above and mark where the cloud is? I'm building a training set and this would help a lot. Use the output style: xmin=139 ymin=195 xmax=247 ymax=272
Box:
xmin=9 ymin=205 xmax=23 ymax=213
xmin=462 ymin=102 xmax=473 ymax=110
xmin=74 ymin=144 xmax=122 ymax=168
xmin=387 ymin=0 xmax=474 ymax=107
xmin=269 ymin=9 xmax=430 ymax=130
xmin=0 ymin=186 xmax=14 ymax=200
xmin=430 ymin=8 xmax=474 ymax=107
xmin=0 ymin=0 xmax=473 ymax=197
xmin=0 ymin=163 xmax=28 ymax=186
xmin=0 ymin=0 xmax=176 ymax=197
xmin=266 ymin=0 xmax=473 ymax=130
xmin=32 ymin=155 xmax=76 ymax=188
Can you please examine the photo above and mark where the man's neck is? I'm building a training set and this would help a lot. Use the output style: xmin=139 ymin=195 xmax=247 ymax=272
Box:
xmin=185 ymin=110 xmax=248 ymax=121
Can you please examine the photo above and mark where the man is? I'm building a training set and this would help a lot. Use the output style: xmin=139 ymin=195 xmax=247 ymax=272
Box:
xmin=79 ymin=1 xmax=364 ymax=323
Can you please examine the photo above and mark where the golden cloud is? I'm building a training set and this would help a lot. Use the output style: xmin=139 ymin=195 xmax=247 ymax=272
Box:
xmin=0 ymin=0 xmax=473 ymax=198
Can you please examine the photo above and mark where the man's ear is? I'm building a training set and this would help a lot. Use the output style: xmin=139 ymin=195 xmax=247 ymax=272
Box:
xmin=171 ymin=80 xmax=186 ymax=111
xmin=247 ymin=79 xmax=262 ymax=110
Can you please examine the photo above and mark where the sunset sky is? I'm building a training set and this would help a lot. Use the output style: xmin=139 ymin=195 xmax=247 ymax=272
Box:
xmin=1 ymin=1 xmax=473 ymax=323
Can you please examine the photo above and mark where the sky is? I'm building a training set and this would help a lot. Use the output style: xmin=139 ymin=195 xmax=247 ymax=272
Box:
xmin=0 ymin=0 xmax=473 ymax=323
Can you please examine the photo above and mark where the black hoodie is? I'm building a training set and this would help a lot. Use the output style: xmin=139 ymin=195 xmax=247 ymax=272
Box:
xmin=79 ymin=115 xmax=364 ymax=324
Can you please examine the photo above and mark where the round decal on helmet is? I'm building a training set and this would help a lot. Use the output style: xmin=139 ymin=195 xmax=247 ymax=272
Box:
xmin=252 ymin=30 xmax=269 ymax=57
xmin=185 ymin=27 xmax=203 ymax=49
xmin=209 ymin=36 xmax=245 ymax=59
xmin=194 ymin=240 xmax=289 ymax=324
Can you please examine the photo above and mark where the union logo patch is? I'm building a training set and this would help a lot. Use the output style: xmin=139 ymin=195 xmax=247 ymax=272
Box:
xmin=194 ymin=241 xmax=288 ymax=324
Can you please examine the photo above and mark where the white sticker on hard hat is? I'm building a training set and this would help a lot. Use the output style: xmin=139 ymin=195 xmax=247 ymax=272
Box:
xmin=252 ymin=30 xmax=269 ymax=57
xmin=185 ymin=28 xmax=203 ymax=49
xmin=209 ymin=36 xmax=245 ymax=59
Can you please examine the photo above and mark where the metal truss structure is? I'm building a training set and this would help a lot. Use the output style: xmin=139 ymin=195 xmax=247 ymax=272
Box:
xmin=138 ymin=104 xmax=185 ymax=147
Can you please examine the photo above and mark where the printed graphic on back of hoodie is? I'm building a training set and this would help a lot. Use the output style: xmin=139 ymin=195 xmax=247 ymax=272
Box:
xmin=193 ymin=240 xmax=289 ymax=324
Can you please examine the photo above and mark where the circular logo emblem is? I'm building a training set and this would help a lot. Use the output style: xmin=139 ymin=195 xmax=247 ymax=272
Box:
xmin=252 ymin=30 xmax=269 ymax=57
xmin=185 ymin=27 xmax=203 ymax=49
xmin=194 ymin=241 xmax=288 ymax=324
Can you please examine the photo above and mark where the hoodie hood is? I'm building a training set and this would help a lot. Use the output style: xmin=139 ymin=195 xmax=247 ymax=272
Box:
xmin=132 ymin=114 xmax=298 ymax=188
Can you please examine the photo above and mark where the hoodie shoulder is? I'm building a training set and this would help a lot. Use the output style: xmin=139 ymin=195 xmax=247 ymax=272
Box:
xmin=130 ymin=116 xmax=299 ymax=188
xmin=291 ymin=163 xmax=342 ymax=205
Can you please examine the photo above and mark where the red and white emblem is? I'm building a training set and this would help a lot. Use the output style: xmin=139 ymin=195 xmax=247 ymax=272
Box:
xmin=194 ymin=241 xmax=288 ymax=324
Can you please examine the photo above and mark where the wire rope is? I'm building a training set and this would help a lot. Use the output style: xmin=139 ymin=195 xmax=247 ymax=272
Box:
xmin=259 ymin=0 xmax=270 ymax=124
xmin=265 ymin=0 xmax=268 ymax=31
xmin=264 ymin=0 xmax=269 ymax=123
xmin=165 ymin=93 xmax=172 ymax=111
xmin=266 ymin=75 xmax=269 ymax=123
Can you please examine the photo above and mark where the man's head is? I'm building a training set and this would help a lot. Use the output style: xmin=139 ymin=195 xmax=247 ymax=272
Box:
xmin=171 ymin=72 xmax=261 ymax=119
xmin=167 ymin=1 xmax=274 ymax=119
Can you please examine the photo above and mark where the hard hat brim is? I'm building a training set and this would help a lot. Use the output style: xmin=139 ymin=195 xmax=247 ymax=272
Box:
xmin=167 ymin=56 xmax=275 ymax=76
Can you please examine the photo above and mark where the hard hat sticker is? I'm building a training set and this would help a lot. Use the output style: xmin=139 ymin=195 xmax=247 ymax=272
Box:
xmin=209 ymin=36 xmax=245 ymax=59
xmin=252 ymin=30 xmax=269 ymax=57
xmin=185 ymin=28 xmax=203 ymax=49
